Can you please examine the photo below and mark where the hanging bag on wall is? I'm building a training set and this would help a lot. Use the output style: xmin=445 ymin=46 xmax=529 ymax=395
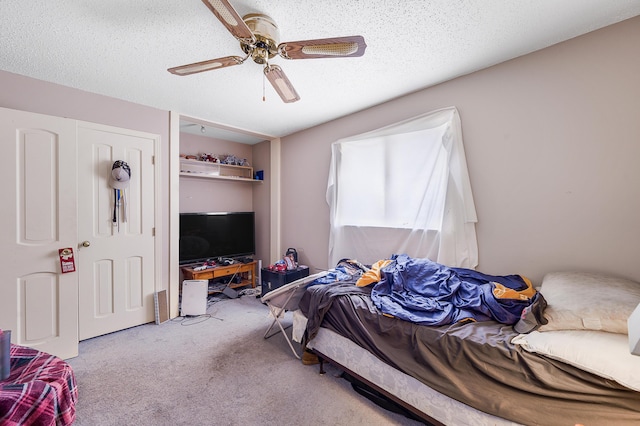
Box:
xmin=109 ymin=160 xmax=131 ymax=230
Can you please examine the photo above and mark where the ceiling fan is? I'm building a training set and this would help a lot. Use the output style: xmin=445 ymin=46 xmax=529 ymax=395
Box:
xmin=168 ymin=0 xmax=367 ymax=103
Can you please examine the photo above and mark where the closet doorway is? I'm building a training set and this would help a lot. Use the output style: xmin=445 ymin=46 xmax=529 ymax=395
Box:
xmin=0 ymin=107 xmax=161 ymax=359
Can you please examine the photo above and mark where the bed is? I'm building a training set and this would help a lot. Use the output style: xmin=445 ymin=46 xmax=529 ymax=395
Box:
xmin=288 ymin=256 xmax=640 ymax=426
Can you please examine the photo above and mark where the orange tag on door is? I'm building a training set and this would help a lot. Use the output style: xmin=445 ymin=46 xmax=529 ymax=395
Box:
xmin=58 ymin=248 xmax=76 ymax=273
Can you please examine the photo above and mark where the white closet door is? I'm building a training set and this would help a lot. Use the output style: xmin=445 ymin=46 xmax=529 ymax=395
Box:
xmin=77 ymin=122 xmax=158 ymax=340
xmin=0 ymin=106 xmax=79 ymax=359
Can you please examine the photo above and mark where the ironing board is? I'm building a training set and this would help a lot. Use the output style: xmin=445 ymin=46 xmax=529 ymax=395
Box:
xmin=261 ymin=271 xmax=329 ymax=358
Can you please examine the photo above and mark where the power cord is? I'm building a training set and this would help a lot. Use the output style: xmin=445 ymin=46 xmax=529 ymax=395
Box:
xmin=172 ymin=313 xmax=222 ymax=325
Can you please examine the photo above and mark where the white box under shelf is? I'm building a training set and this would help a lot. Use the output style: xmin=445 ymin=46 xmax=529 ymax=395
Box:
xmin=180 ymin=158 xmax=254 ymax=180
xmin=180 ymin=159 xmax=219 ymax=176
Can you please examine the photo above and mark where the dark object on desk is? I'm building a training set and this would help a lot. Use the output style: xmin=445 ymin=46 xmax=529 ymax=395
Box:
xmin=261 ymin=266 xmax=309 ymax=296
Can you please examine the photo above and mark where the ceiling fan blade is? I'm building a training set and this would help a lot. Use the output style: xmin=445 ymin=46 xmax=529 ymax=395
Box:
xmin=168 ymin=56 xmax=244 ymax=75
xmin=264 ymin=65 xmax=300 ymax=103
xmin=278 ymin=35 xmax=366 ymax=60
xmin=200 ymin=0 xmax=255 ymax=43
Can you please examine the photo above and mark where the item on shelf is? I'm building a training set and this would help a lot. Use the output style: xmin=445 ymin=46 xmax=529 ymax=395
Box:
xmin=193 ymin=260 xmax=217 ymax=271
xmin=268 ymin=249 xmax=299 ymax=271
xmin=180 ymin=159 xmax=219 ymax=175
xmin=217 ymin=154 xmax=250 ymax=167
xmin=268 ymin=260 xmax=287 ymax=272
xmin=199 ymin=153 xmax=218 ymax=162
xmin=284 ymin=254 xmax=296 ymax=270
xmin=220 ymin=154 xmax=237 ymax=165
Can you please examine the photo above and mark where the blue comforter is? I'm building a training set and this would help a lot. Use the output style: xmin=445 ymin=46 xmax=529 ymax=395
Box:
xmin=370 ymin=254 xmax=534 ymax=326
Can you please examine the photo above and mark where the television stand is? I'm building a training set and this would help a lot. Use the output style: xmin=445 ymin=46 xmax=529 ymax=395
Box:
xmin=181 ymin=261 xmax=257 ymax=294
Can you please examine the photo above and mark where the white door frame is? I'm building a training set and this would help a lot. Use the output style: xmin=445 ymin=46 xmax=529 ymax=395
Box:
xmin=168 ymin=111 xmax=275 ymax=318
xmin=77 ymin=120 xmax=162 ymax=338
xmin=169 ymin=112 xmax=181 ymax=318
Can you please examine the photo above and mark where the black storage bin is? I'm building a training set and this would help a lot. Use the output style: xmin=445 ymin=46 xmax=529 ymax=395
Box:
xmin=261 ymin=266 xmax=310 ymax=296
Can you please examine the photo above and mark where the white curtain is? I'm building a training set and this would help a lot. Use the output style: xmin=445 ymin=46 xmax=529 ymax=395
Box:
xmin=326 ymin=107 xmax=478 ymax=268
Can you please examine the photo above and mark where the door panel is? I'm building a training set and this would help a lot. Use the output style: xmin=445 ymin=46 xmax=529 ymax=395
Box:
xmin=77 ymin=123 xmax=157 ymax=340
xmin=93 ymin=259 xmax=114 ymax=317
xmin=0 ymin=107 xmax=79 ymax=359
xmin=125 ymin=256 xmax=144 ymax=310
xmin=22 ymin=273 xmax=58 ymax=341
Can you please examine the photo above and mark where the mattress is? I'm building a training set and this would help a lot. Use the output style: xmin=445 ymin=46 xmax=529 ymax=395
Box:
xmin=298 ymin=283 xmax=640 ymax=426
xmin=294 ymin=310 xmax=519 ymax=425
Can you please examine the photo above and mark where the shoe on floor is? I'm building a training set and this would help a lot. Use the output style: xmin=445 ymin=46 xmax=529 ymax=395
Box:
xmin=302 ymin=350 xmax=319 ymax=365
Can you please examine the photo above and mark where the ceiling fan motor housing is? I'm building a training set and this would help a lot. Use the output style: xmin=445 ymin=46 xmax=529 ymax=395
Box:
xmin=241 ymin=13 xmax=280 ymax=64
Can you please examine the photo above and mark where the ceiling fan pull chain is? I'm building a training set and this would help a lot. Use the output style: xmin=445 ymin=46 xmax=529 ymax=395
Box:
xmin=263 ymin=71 xmax=266 ymax=101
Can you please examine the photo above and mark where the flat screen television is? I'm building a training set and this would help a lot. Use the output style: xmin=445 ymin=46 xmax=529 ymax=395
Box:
xmin=179 ymin=212 xmax=255 ymax=264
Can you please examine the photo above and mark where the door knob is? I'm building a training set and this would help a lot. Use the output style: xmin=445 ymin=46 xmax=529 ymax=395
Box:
xmin=81 ymin=241 xmax=91 ymax=247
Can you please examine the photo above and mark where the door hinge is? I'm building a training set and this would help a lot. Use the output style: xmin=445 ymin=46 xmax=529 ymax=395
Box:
xmin=152 ymin=227 xmax=156 ymax=236
xmin=151 ymin=155 xmax=155 ymax=165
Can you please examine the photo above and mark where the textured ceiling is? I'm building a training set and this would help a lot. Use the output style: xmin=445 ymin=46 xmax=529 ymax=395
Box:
xmin=2 ymin=1 xmax=640 ymax=140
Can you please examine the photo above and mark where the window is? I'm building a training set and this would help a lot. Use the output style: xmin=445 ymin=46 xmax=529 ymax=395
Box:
xmin=326 ymin=107 xmax=478 ymax=268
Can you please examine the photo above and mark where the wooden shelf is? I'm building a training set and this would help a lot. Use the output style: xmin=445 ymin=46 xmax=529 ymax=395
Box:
xmin=179 ymin=172 xmax=262 ymax=183
xmin=181 ymin=261 xmax=257 ymax=294
xmin=179 ymin=158 xmax=262 ymax=182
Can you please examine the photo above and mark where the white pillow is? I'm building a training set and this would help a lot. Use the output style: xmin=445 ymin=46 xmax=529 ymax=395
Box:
xmin=537 ymin=271 xmax=640 ymax=334
xmin=512 ymin=330 xmax=640 ymax=392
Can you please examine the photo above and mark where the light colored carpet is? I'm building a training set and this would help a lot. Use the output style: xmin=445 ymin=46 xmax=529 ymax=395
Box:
xmin=67 ymin=291 xmax=423 ymax=425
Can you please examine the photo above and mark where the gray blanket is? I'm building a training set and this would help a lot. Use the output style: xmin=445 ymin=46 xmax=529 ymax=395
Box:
xmin=300 ymin=283 xmax=640 ymax=426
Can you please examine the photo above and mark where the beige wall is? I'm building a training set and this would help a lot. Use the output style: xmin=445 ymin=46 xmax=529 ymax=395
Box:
xmin=2 ymin=16 xmax=638 ymax=288
xmin=0 ymin=70 xmax=172 ymax=292
xmin=279 ymin=16 xmax=640 ymax=285
xmin=179 ymin=132 xmax=254 ymax=213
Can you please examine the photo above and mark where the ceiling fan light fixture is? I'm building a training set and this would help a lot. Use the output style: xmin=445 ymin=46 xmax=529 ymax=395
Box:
xmin=264 ymin=65 xmax=300 ymax=103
